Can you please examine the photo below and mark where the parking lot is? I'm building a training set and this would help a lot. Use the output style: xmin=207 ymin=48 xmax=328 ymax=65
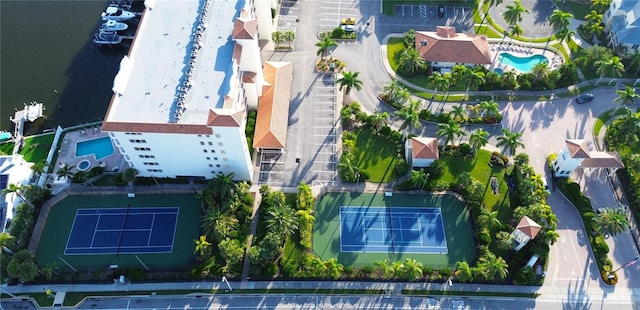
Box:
xmin=394 ymin=4 xmax=472 ymax=21
xmin=318 ymin=0 xmax=361 ymax=30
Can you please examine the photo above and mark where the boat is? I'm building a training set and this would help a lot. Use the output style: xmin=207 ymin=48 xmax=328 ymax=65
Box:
xmin=101 ymin=6 xmax=135 ymax=21
xmin=94 ymin=30 xmax=123 ymax=45
xmin=100 ymin=20 xmax=128 ymax=32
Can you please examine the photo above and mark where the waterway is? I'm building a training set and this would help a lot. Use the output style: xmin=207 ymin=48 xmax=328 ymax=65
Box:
xmin=0 ymin=0 xmax=131 ymax=135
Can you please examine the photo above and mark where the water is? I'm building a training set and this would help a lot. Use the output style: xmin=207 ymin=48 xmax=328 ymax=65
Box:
xmin=498 ymin=53 xmax=548 ymax=72
xmin=76 ymin=136 xmax=114 ymax=160
xmin=0 ymin=0 xmax=130 ymax=135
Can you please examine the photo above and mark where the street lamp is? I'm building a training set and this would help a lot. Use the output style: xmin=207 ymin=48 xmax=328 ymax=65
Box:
xmin=607 ymin=256 xmax=639 ymax=280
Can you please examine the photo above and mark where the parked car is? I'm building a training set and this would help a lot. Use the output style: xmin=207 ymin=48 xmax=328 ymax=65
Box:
xmin=576 ymin=93 xmax=594 ymax=104
xmin=341 ymin=17 xmax=356 ymax=25
xmin=438 ymin=6 xmax=445 ymax=17
xmin=341 ymin=24 xmax=355 ymax=32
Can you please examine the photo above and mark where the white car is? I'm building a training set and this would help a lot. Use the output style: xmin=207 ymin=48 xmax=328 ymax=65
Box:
xmin=341 ymin=24 xmax=355 ymax=32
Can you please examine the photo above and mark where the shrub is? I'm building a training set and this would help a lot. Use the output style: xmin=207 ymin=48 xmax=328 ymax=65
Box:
xmin=394 ymin=158 xmax=409 ymax=176
xmin=440 ymin=268 xmax=451 ymax=278
xmin=477 ymin=228 xmax=492 ymax=246
xmin=459 ymin=143 xmax=471 ymax=156
xmin=426 ymin=160 xmax=445 ymax=179
xmin=343 ymin=266 xmax=354 ymax=275
xmin=263 ymin=263 xmax=279 ymax=278
xmin=281 ymin=262 xmax=298 ymax=278
xmin=331 ymin=27 xmax=346 ymax=39
xmin=593 ymin=235 xmax=609 ymax=255
xmin=514 ymin=267 xmax=537 ymax=285
xmin=360 ymin=265 xmax=373 ymax=276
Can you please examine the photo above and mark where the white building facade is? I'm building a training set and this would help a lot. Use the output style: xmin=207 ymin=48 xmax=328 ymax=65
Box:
xmin=605 ymin=0 xmax=640 ymax=54
xmin=0 ymin=155 xmax=33 ymax=232
xmin=102 ymin=0 xmax=273 ymax=181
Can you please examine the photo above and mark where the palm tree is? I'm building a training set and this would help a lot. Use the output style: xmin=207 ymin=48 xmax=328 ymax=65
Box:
xmin=478 ymin=252 xmax=509 ymax=281
xmin=501 ymin=70 xmax=518 ymax=90
xmin=193 ymin=235 xmax=212 ymax=258
xmin=375 ymin=259 xmax=394 ymax=279
xmin=2 ymin=183 xmax=32 ymax=207
xmin=283 ymin=30 xmax=296 ymax=48
xmin=323 ymin=258 xmax=344 ymax=280
xmin=614 ymin=86 xmax=640 ymax=109
xmin=337 ymin=71 xmax=363 ymax=105
xmin=409 ymin=169 xmax=429 ymax=189
xmin=502 ymin=0 xmax=529 ymax=26
xmin=459 ymin=70 xmax=485 ymax=99
xmin=555 ymin=27 xmax=575 ymax=45
xmin=454 ymin=261 xmax=473 ymax=282
xmin=122 ymin=167 xmax=138 ymax=185
xmin=436 ymin=120 xmax=466 ymax=147
xmin=478 ymin=208 xmax=502 ymax=230
xmin=549 ymin=10 xmax=573 ymax=31
xmin=315 ymin=36 xmax=337 ymax=61
xmin=382 ymin=78 xmax=402 ymax=102
xmin=495 ymin=231 xmax=514 ymax=250
xmin=56 ymin=163 xmax=74 ymax=180
xmin=542 ymin=229 xmax=560 ymax=245
xmin=508 ymin=24 xmax=524 ymax=43
xmin=30 ymin=160 xmax=47 ymax=179
xmin=496 ymin=128 xmax=524 ymax=156
xmin=530 ymin=62 xmax=550 ymax=82
xmin=479 ymin=100 xmax=501 ymax=121
xmin=480 ymin=0 xmax=504 ymax=32
xmin=584 ymin=10 xmax=604 ymax=39
xmin=595 ymin=56 xmax=625 ymax=85
xmin=449 ymin=105 xmax=466 ymax=123
xmin=271 ymin=31 xmax=284 ymax=47
xmin=395 ymin=98 xmax=422 ymax=140
xmin=469 ymin=129 xmax=489 ymax=153
xmin=397 ymin=48 xmax=426 ymax=75
xmin=200 ymin=208 xmax=238 ymax=242
xmin=467 ymin=104 xmax=482 ymax=119
xmin=628 ymin=50 xmax=640 ymax=75
xmin=427 ymin=72 xmax=451 ymax=101
xmin=338 ymin=153 xmax=359 ymax=181
xmin=400 ymin=258 xmax=423 ymax=280
xmin=266 ymin=204 xmax=299 ymax=237
xmin=209 ymin=172 xmax=237 ymax=204
xmin=370 ymin=112 xmax=389 ymax=132
xmin=590 ymin=0 xmax=611 ymax=13
xmin=594 ymin=208 xmax=630 ymax=237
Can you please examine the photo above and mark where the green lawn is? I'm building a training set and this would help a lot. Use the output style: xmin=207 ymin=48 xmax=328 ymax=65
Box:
xmin=19 ymin=133 xmax=55 ymax=162
xmin=352 ymin=129 xmax=399 ymax=183
xmin=594 ymin=108 xmax=627 ymax=137
xmin=433 ymin=149 xmax=511 ymax=216
xmin=0 ymin=142 xmax=13 ymax=155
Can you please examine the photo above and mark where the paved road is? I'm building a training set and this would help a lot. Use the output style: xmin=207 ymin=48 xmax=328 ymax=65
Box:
xmin=2 ymin=293 xmax=635 ymax=310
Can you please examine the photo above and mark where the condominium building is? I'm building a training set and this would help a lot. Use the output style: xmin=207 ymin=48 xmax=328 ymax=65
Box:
xmin=102 ymin=0 xmax=273 ymax=181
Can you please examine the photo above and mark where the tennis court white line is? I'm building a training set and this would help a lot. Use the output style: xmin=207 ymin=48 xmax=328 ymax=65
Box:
xmin=147 ymin=213 xmax=156 ymax=246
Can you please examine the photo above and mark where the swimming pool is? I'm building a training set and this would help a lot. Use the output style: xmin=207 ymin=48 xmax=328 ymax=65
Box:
xmin=498 ymin=53 xmax=548 ymax=72
xmin=76 ymin=137 xmax=114 ymax=160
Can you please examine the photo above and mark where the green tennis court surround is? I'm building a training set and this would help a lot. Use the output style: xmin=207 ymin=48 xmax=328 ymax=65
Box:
xmin=314 ymin=192 xmax=476 ymax=268
xmin=36 ymin=194 xmax=201 ymax=271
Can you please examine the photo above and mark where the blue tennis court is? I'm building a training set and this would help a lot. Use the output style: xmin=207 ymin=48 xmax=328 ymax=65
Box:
xmin=64 ymin=207 xmax=179 ymax=255
xmin=340 ymin=206 xmax=448 ymax=254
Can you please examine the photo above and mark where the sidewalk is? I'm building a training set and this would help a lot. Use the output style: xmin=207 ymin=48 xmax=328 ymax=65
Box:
xmin=4 ymin=279 xmax=639 ymax=303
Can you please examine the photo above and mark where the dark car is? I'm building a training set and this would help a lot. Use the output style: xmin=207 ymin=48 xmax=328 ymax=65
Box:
xmin=576 ymin=93 xmax=594 ymax=104
xmin=438 ymin=6 xmax=445 ymax=18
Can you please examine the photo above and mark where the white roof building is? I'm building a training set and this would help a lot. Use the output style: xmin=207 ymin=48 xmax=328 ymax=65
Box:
xmin=552 ymin=139 xmax=624 ymax=178
xmin=605 ymin=0 xmax=640 ymax=55
xmin=102 ymin=0 xmax=273 ymax=181
xmin=0 ymin=155 xmax=33 ymax=232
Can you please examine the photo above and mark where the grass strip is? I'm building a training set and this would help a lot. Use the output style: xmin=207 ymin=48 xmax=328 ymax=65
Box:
xmin=61 ymin=288 xmax=386 ymax=306
xmin=402 ymin=290 xmax=540 ymax=298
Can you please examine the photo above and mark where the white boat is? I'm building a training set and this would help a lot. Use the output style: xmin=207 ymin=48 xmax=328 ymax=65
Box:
xmin=100 ymin=20 xmax=128 ymax=31
xmin=94 ymin=30 xmax=123 ymax=45
xmin=101 ymin=6 xmax=135 ymax=21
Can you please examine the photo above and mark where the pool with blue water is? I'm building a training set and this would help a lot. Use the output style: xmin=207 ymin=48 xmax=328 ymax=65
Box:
xmin=76 ymin=137 xmax=114 ymax=160
xmin=498 ymin=53 xmax=548 ymax=72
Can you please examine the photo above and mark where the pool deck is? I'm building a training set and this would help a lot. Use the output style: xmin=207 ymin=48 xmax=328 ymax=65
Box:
xmin=53 ymin=127 xmax=126 ymax=180
xmin=488 ymin=43 xmax=562 ymax=74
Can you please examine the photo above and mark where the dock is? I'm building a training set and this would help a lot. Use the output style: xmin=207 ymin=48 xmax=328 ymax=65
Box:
xmin=9 ymin=102 xmax=45 ymax=155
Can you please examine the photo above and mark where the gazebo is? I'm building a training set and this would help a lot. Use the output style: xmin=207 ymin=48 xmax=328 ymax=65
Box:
xmin=511 ymin=216 xmax=541 ymax=251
